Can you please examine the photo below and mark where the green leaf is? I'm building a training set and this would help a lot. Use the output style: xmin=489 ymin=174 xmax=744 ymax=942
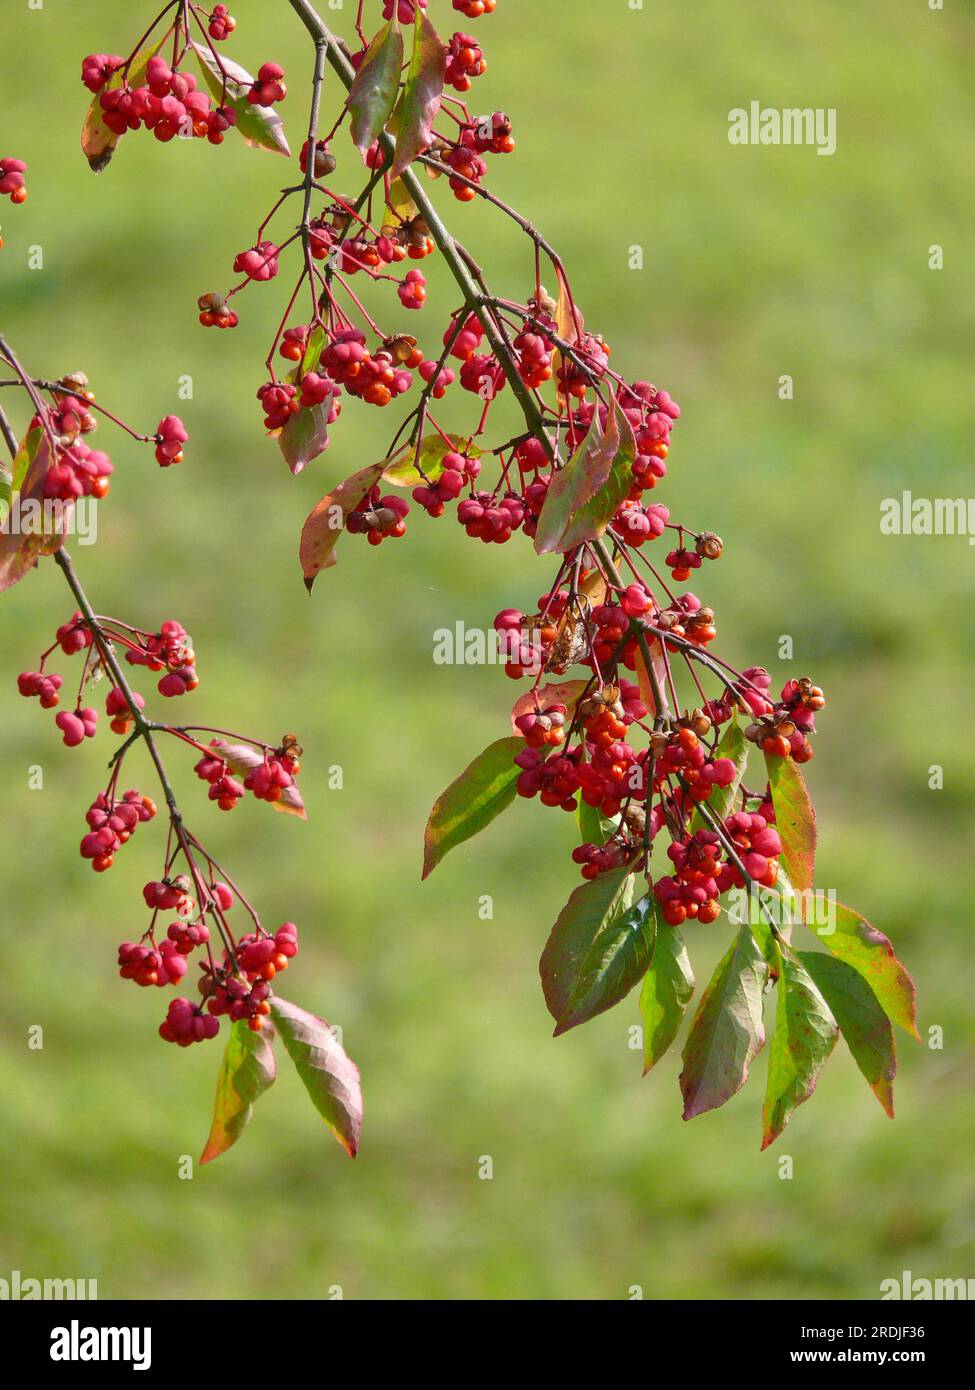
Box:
xmin=692 ymin=717 xmax=747 ymax=829
xmin=534 ymin=401 xmax=636 ymax=555
xmin=382 ymin=432 xmax=481 ymax=487
xmin=270 ymin=997 xmax=362 ymax=1157
xmin=798 ymin=951 xmax=896 ymax=1117
xmin=639 ymin=923 xmax=695 ymax=1073
xmin=299 ymin=459 xmax=388 ymax=590
xmin=278 ymin=403 xmax=331 ymax=476
xmin=761 ymin=954 xmax=838 ymax=1148
xmin=539 ymin=869 xmax=646 ymax=1031
xmin=200 ymin=1019 xmax=276 ymax=1164
xmin=576 ymin=797 xmax=618 ymax=846
xmin=391 ymin=11 xmax=446 ymax=178
xmin=764 ymin=752 xmax=817 ymax=893
xmin=81 ymin=37 xmax=169 ymax=172
xmin=349 ymin=20 xmax=405 ymax=157
xmin=679 ymin=926 xmax=768 ymax=1119
xmin=815 ymin=902 xmax=919 ymax=1040
xmin=422 ymin=735 xmax=524 ymax=879
xmin=190 ymin=41 xmax=290 ymax=157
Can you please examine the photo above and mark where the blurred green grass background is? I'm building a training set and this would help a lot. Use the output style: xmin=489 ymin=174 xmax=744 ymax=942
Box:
xmin=1 ymin=0 xmax=973 ymax=1301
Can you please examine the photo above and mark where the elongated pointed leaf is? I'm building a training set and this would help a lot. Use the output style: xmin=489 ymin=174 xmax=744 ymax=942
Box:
xmin=422 ymin=735 xmax=523 ymax=879
xmin=299 ymin=460 xmax=387 ymax=590
xmin=81 ymin=38 xmax=168 ymax=172
xmin=200 ymin=1019 xmax=276 ymax=1164
xmin=680 ymin=926 xmax=768 ymax=1119
xmin=270 ymin=997 xmax=362 ymax=1157
xmin=577 ymin=797 xmax=619 ymax=847
xmin=551 ymin=886 xmax=656 ymax=1036
xmin=0 ymin=432 xmax=57 ymax=595
xmin=210 ymin=739 xmax=306 ymax=819
xmin=634 ymin=634 xmax=669 ymax=719
xmin=534 ymin=402 xmax=635 ymax=555
xmin=382 ymin=432 xmax=481 ymax=487
xmin=799 ymin=951 xmax=896 ymax=1117
xmin=761 ymin=954 xmax=838 ymax=1148
xmin=191 ymin=41 xmax=290 ymax=156
xmin=640 ymin=924 xmax=695 ymax=1073
xmin=349 ymin=21 xmax=404 ymax=156
xmin=540 ymin=868 xmax=638 ymax=1028
xmin=278 ymin=403 xmax=330 ymax=476
xmin=764 ymin=752 xmax=817 ymax=892
xmin=391 ymin=12 xmax=446 ymax=178
xmin=814 ymin=902 xmax=918 ymax=1040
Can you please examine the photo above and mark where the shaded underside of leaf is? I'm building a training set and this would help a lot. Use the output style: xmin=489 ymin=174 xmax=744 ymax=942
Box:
xmin=270 ymin=998 xmax=362 ymax=1157
xmin=640 ymin=924 xmax=695 ymax=1073
xmin=799 ymin=950 xmax=896 ymax=1117
xmin=679 ymin=926 xmax=768 ymax=1120
xmin=761 ymin=954 xmax=838 ymax=1149
xmin=422 ymin=735 xmax=524 ymax=879
xmin=200 ymin=1019 xmax=276 ymax=1164
xmin=349 ymin=20 xmax=405 ymax=156
xmin=391 ymin=11 xmax=446 ymax=178
xmin=554 ymin=888 xmax=657 ymax=1036
xmin=278 ymin=403 xmax=330 ymax=476
xmin=539 ymin=868 xmax=636 ymax=1026
xmin=534 ymin=403 xmax=635 ymax=555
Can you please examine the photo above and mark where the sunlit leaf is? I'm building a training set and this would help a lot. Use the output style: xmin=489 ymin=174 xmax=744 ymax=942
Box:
xmin=799 ymin=950 xmax=896 ymax=1117
xmin=191 ymin=41 xmax=290 ymax=157
xmin=764 ymin=752 xmax=817 ymax=892
xmin=200 ymin=1019 xmax=276 ymax=1164
xmin=422 ymin=736 xmax=523 ymax=879
xmin=382 ymin=432 xmax=480 ymax=487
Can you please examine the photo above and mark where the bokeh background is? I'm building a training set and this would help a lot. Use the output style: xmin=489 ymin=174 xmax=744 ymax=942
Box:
xmin=1 ymin=0 xmax=973 ymax=1301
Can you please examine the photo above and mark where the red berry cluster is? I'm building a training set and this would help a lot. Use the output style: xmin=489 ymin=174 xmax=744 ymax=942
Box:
xmin=82 ymin=790 xmax=157 ymax=872
xmin=445 ymin=34 xmax=487 ymax=93
xmin=0 ymin=156 xmax=27 ymax=205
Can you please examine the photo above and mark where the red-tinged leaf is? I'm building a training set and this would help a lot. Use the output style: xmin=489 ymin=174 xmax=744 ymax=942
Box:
xmin=81 ymin=37 xmax=169 ymax=172
xmin=545 ymin=881 xmax=656 ymax=1036
xmin=540 ymin=868 xmax=636 ymax=1026
xmin=764 ymin=751 xmax=817 ymax=892
xmin=534 ymin=402 xmax=635 ymax=555
xmin=554 ymin=272 xmax=583 ymax=347
xmin=679 ymin=926 xmax=768 ymax=1120
xmin=390 ymin=11 xmax=446 ymax=178
xmin=692 ymin=716 xmax=747 ymax=829
xmin=200 ymin=1019 xmax=276 ymax=1164
xmin=422 ymin=735 xmax=523 ymax=879
xmin=640 ymin=924 xmax=695 ymax=1073
xmin=382 ymin=432 xmax=481 ymax=487
xmin=349 ymin=20 xmax=404 ymax=157
xmin=813 ymin=902 xmax=919 ymax=1040
xmin=508 ymin=679 xmax=589 ymax=734
xmin=278 ymin=404 xmax=330 ymax=476
xmin=210 ymin=739 xmax=307 ymax=819
xmin=190 ymin=41 xmax=290 ymax=157
xmin=634 ymin=635 xmax=669 ymax=720
xmin=798 ymin=951 xmax=896 ymax=1118
xmin=299 ymin=460 xmax=387 ymax=590
xmin=270 ymin=998 xmax=362 ymax=1158
xmin=0 ymin=432 xmax=61 ymax=595
xmin=761 ymin=954 xmax=838 ymax=1148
